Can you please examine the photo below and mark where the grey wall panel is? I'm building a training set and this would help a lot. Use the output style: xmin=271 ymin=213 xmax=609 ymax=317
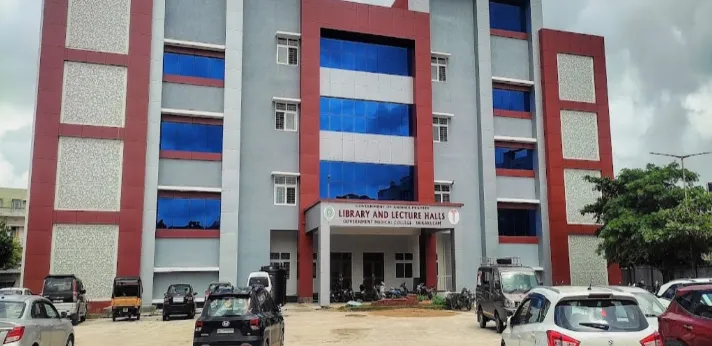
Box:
xmin=154 ymin=238 xmax=220 ymax=268
xmin=493 ymin=117 xmax=534 ymax=139
xmin=164 ymin=0 xmax=226 ymax=45
xmin=152 ymin=272 xmax=219 ymax=302
xmin=430 ymin=0 xmax=481 ymax=291
xmin=161 ymin=83 xmax=225 ymax=113
xmin=499 ymin=244 xmax=540 ymax=267
xmin=157 ymin=159 xmax=222 ymax=188
xmin=496 ymin=176 xmax=538 ymax=201
xmin=140 ymin=0 xmax=166 ymax=305
xmin=491 ymin=36 xmax=531 ymax=81
xmin=237 ymin=0 xmax=301 ymax=284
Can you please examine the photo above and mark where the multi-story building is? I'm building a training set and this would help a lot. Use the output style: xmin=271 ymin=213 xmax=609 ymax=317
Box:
xmin=23 ymin=0 xmax=619 ymax=308
xmin=0 ymin=188 xmax=27 ymax=287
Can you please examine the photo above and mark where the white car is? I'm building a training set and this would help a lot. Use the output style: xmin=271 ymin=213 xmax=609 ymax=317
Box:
xmin=597 ymin=286 xmax=666 ymax=330
xmin=246 ymin=272 xmax=272 ymax=293
xmin=501 ymin=286 xmax=662 ymax=346
xmin=655 ymin=278 xmax=712 ymax=307
xmin=0 ymin=288 xmax=33 ymax=296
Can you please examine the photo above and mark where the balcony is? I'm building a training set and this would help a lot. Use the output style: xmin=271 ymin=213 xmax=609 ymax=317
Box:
xmin=0 ymin=207 xmax=25 ymax=218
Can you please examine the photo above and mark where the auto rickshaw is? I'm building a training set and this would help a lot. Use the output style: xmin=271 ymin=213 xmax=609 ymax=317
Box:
xmin=111 ymin=276 xmax=143 ymax=321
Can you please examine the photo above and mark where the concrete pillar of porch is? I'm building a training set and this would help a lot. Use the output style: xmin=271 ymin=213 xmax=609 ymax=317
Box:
xmin=425 ymin=232 xmax=437 ymax=288
xmin=297 ymin=231 xmax=313 ymax=303
xmin=318 ymin=225 xmax=331 ymax=307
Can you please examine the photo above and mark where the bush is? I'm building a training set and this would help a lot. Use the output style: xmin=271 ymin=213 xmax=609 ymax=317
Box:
xmin=417 ymin=295 xmax=427 ymax=302
xmin=431 ymin=295 xmax=446 ymax=306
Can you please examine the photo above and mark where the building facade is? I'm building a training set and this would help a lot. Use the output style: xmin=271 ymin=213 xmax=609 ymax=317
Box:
xmin=0 ymin=188 xmax=27 ymax=286
xmin=23 ymin=0 xmax=620 ymax=307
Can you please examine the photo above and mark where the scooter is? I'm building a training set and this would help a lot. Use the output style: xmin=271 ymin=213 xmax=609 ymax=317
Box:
xmin=416 ymin=283 xmax=435 ymax=300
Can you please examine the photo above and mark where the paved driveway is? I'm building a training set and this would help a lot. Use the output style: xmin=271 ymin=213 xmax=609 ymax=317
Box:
xmin=75 ymin=305 xmax=503 ymax=345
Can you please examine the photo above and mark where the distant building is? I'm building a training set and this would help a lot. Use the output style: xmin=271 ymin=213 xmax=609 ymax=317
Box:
xmin=707 ymin=182 xmax=712 ymax=193
xmin=0 ymin=188 xmax=27 ymax=287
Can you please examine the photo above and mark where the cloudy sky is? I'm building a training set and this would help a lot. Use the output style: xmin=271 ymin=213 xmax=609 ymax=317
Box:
xmin=0 ymin=0 xmax=711 ymax=189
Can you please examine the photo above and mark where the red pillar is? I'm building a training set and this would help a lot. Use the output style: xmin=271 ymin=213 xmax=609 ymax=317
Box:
xmin=608 ymin=264 xmax=622 ymax=285
xmin=297 ymin=230 xmax=313 ymax=302
xmin=425 ymin=233 xmax=437 ymax=288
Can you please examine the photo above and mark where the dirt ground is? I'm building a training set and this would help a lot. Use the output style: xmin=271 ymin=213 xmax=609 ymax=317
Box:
xmin=75 ymin=305 xmax=503 ymax=346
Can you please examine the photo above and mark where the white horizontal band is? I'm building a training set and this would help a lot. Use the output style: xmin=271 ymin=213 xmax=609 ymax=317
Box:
xmin=433 ymin=112 xmax=454 ymax=118
xmin=157 ymin=186 xmax=222 ymax=193
xmin=320 ymin=68 xmax=413 ymax=105
xmin=164 ymin=38 xmax=226 ymax=52
xmin=492 ymin=76 xmax=535 ymax=87
xmin=320 ymin=131 xmax=415 ymax=166
xmin=434 ymin=180 xmax=454 ymax=185
xmin=272 ymin=96 xmax=301 ymax=104
xmin=153 ymin=267 xmax=220 ymax=273
xmin=275 ymin=31 xmax=301 ymax=39
xmin=494 ymin=135 xmax=537 ymax=144
xmin=161 ymin=108 xmax=224 ymax=119
xmin=431 ymin=51 xmax=451 ymax=58
xmin=497 ymin=198 xmax=540 ymax=204
xmin=271 ymin=171 xmax=300 ymax=177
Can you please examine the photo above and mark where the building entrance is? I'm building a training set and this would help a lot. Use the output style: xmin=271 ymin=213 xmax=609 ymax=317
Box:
xmin=330 ymin=252 xmax=352 ymax=289
xmin=362 ymin=252 xmax=385 ymax=287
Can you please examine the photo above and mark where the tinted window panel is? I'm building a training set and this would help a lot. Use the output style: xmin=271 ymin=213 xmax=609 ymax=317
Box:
xmin=319 ymin=97 xmax=413 ymax=136
xmin=489 ymin=1 xmax=527 ymax=33
xmin=554 ymin=299 xmax=648 ymax=332
xmin=163 ymin=52 xmax=225 ymax=80
xmin=160 ymin=121 xmax=223 ymax=153
xmin=498 ymin=208 xmax=536 ymax=236
xmin=156 ymin=197 xmax=221 ymax=230
xmin=319 ymin=161 xmax=415 ymax=201
xmin=495 ymin=146 xmax=534 ymax=170
xmin=320 ymin=38 xmax=412 ymax=76
xmin=493 ymin=88 xmax=531 ymax=112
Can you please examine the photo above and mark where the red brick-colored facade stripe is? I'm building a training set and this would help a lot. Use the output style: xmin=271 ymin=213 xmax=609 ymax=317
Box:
xmin=23 ymin=0 xmax=153 ymax=292
xmin=161 ymin=114 xmax=223 ymax=125
xmin=155 ymin=230 xmax=221 ymax=239
xmin=494 ymin=141 xmax=536 ymax=150
xmin=299 ymin=0 xmax=433 ymax=301
xmin=493 ymin=82 xmax=531 ymax=92
xmin=497 ymin=202 xmax=537 ymax=210
xmin=159 ymin=151 xmax=223 ymax=161
xmin=496 ymin=169 xmax=535 ymax=178
xmin=490 ymin=29 xmax=528 ymax=40
xmin=493 ymin=109 xmax=532 ymax=119
xmin=163 ymin=45 xmax=226 ymax=59
xmin=539 ymin=28 xmax=620 ymax=285
xmin=157 ymin=191 xmax=221 ymax=199
xmin=499 ymin=236 xmax=539 ymax=244
xmin=162 ymin=75 xmax=225 ymax=88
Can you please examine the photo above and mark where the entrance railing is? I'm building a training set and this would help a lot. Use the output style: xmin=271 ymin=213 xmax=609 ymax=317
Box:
xmin=437 ymin=275 xmax=453 ymax=292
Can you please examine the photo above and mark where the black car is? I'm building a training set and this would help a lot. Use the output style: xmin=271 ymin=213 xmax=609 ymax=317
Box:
xmin=193 ymin=286 xmax=284 ymax=346
xmin=163 ymin=283 xmax=197 ymax=321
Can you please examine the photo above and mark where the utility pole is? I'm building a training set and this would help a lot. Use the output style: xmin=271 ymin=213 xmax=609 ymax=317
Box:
xmin=650 ymin=151 xmax=712 ymax=202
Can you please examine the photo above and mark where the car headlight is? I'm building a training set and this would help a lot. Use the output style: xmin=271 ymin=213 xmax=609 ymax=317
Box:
xmin=504 ymin=299 xmax=516 ymax=309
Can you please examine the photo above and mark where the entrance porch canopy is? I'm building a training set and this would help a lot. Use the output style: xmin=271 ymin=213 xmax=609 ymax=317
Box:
xmin=304 ymin=199 xmax=463 ymax=307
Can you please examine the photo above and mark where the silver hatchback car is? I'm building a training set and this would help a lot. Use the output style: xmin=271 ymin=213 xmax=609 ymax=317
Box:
xmin=0 ymin=295 xmax=74 ymax=346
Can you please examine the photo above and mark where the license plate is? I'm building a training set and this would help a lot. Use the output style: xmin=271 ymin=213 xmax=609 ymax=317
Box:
xmin=217 ymin=328 xmax=234 ymax=334
xmin=123 ymin=308 xmax=128 ymax=312
xmin=173 ymin=297 xmax=184 ymax=303
xmin=53 ymin=300 xmax=63 ymax=303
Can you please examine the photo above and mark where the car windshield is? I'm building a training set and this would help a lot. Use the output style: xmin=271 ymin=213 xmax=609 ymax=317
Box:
xmin=500 ymin=271 xmax=538 ymax=293
xmin=113 ymin=282 xmax=140 ymax=297
xmin=208 ymin=284 xmax=230 ymax=293
xmin=554 ymin=299 xmax=648 ymax=332
xmin=0 ymin=301 xmax=25 ymax=319
xmin=687 ymin=289 xmax=712 ymax=318
xmin=205 ymin=297 xmax=251 ymax=317
xmin=633 ymin=292 xmax=666 ymax=317
xmin=248 ymin=277 xmax=270 ymax=288
xmin=43 ymin=277 xmax=73 ymax=293
xmin=168 ymin=285 xmax=191 ymax=294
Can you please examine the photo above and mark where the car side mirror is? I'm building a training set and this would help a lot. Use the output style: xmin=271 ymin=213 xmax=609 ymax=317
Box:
xmin=507 ymin=316 xmax=514 ymax=327
xmin=60 ymin=311 xmax=68 ymax=319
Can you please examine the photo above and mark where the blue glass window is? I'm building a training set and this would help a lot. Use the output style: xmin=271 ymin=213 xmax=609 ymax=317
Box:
xmin=495 ymin=146 xmax=534 ymax=170
xmin=163 ymin=53 xmax=225 ymax=80
xmin=319 ymin=161 xmax=415 ymax=201
xmin=160 ymin=121 xmax=223 ymax=153
xmin=493 ymin=88 xmax=530 ymax=112
xmin=498 ymin=208 xmax=536 ymax=236
xmin=156 ymin=197 xmax=221 ymax=230
xmin=320 ymin=38 xmax=412 ymax=76
xmin=489 ymin=1 xmax=527 ymax=33
xmin=319 ymin=97 xmax=413 ymax=136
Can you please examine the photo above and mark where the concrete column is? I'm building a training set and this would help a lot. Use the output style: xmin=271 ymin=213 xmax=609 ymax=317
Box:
xmin=297 ymin=231 xmax=314 ymax=302
xmin=318 ymin=226 xmax=331 ymax=307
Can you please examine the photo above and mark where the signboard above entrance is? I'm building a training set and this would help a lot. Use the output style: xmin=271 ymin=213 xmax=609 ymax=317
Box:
xmin=322 ymin=202 xmax=461 ymax=228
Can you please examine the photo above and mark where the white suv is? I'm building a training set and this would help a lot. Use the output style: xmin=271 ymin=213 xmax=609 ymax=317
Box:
xmin=500 ymin=286 xmax=662 ymax=346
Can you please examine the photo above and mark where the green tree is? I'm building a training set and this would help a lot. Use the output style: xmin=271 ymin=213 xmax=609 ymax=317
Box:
xmin=0 ymin=220 xmax=22 ymax=270
xmin=581 ymin=163 xmax=712 ymax=281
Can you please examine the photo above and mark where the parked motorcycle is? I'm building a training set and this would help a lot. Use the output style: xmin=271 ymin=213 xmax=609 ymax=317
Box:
xmin=416 ymin=283 xmax=436 ymax=300
xmin=385 ymin=282 xmax=409 ymax=298
xmin=446 ymin=287 xmax=474 ymax=311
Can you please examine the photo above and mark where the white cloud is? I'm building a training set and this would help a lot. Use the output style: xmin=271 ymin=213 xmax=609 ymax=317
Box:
xmin=683 ymin=80 xmax=712 ymax=139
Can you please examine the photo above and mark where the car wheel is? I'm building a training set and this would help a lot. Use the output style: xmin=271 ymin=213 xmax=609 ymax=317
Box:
xmin=495 ymin=312 xmax=505 ymax=334
xmin=477 ymin=308 xmax=487 ymax=328
xmin=163 ymin=313 xmax=169 ymax=321
xmin=500 ymin=339 xmax=505 ymax=346
xmin=136 ymin=313 xmax=141 ymax=321
xmin=66 ymin=335 xmax=74 ymax=346
xmin=112 ymin=315 xmax=116 ymax=322
xmin=80 ymin=305 xmax=87 ymax=322
xmin=70 ymin=313 xmax=79 ymax=326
